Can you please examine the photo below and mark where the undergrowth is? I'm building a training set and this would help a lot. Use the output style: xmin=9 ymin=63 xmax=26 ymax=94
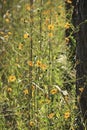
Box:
xmin=0 ymin=0 xmax=76 ymax=130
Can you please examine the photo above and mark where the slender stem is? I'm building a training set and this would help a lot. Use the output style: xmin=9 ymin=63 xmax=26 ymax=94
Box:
xmin=28 ymin=0 xmax=33 ymax=129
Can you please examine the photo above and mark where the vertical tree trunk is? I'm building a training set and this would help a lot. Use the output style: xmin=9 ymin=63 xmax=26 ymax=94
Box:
xmin=73 ymin=0 xmax=87 ymax=129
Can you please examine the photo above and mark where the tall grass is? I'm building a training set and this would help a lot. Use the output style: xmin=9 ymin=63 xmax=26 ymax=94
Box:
xmin=0 ymin=0 xmax=76 ymax=129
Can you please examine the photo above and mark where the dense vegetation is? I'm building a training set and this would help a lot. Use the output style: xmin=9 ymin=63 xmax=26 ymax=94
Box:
xmin=0 ymin=0 xmax=77 ymax=130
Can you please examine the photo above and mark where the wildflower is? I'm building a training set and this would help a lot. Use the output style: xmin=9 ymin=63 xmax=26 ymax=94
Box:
xmin=7 ymin=87 xmax=12 ymax=92
xmin=48 ymin=33 xmax=53 ymax=37
xmin=45 ymin=99 xmax=51 ymax=104
xmin=45 ymin=18 xmax=50 ymax=25
xmin=48 ymin=24 xmax=54 ymax=30
xmin=32 ymin=85 xmax=35 ymax=90
xmin=18 ymin=43 xmax=23 ymax=50
xmin=64 ymin=111 xmax=70 ymax=119
xmin=66 ymin=0 xmax=72 ymax=4
xmin=25 ymin=4 xmax=30 ymax=11
xmin=50 ymin=88 xmax=58 ymax=95
xmin=36 ymin=60 xmax=42 ymax=67
xmin=40 ymin=64 xmax=47 ymax=70
xmin=5 ymin=18 xmax=10 ymax=23
xmin=48 ymin=113 xmax=55 ymax=119
xmin=8 ymin=75 xmax=16 ymax=82
xmin=29 ymin=121 xmax=34 ymax=127
xmin=79 ymin=87 xmax=84 ymax=93
xmin=64 ymin=22 xmax=71 ymax=29
xmin=65 ymin=37 xmax=69 ymax=43
xmin=8 ymin=32 xmax=12 ymax=35
xmin=0 ymin=31 xmax=4 ymax=34
xmin=58 ymin=5 xmax=62 ymax=9
xmin=43 ymin=10 xmax=50 ymax=15
xmin=4 ymin=35 xmax=9 ymax=40
xmin=43 ymin=10 xmax=48 ymax=15
xmin=24 ymin=33 xmax=29 ymax=39
xmin=23 ymin=89 xmax=29 ymax=95
xmin=27 ymin=61 xmax=33 ymax=66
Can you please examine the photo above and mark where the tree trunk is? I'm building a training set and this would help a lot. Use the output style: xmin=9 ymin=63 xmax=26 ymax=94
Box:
xmin=73 ymin=0 xmax=87 ymax=129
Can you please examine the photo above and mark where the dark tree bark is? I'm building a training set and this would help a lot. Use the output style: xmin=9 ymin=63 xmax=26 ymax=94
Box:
xmin=73 ymin=0 xmax=87 ymax=129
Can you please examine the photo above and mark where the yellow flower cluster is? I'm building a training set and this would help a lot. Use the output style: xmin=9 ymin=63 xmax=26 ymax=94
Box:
xmin=7 ymin=87 xmax=12 ymax=92
xmin=18 ymin=43 xmax=23 ymax=50
xmin=0 ymin=31 xmax=4 ymax=35
xmin=4 ymin=35 xmax=9 ymax=40
xmin=8 ymin=32 xmax=12 ymax=35
xmin=29 ymin=121 xmax=34 ymax=127
xmin=45 ymin=18 xmax=50 ymax=25
xmin=45 ymin=99 xmax=51 ymax=104
xmin=48 ymin=113 xmax=55 ymax=119
xmin=8 ymin=75 xmax=16 ymax=82
xmin=27 ymin=61 xmax=33 ymax=66
xmin=58 ymin=5 xmax=63 ymax=9
xmin=36 ymin=60 xmax=42 ymax=67
xmin=23 ymin=89 xmax=29 ymax=95
xmin=48 ymin=24 xmax=54 ymax=30
xmin=27 ymin=60 xmax=47 ymax=70
xmin=79 ymin=87 xmax=84 ymax=93
xmin=5 ymin=18 xmax=10 ymax=23
xmin=36 ymin=60 xmax=47 ymax=70
xmin=24 ymin=33 xmax=29 ymax=39
xmin=64 ymin=111 xmax=70 ymax=119
xmin=25 ymin=4 xmax=30 ymax=11
xmin=50 ymin=88 xmax=58 ymax=95
xmin=48 ymin=33 xmax=53 ymax=37
xmin=43 ymin=10 xmax=50 ymax=15
xmin=64 ymin=22 xmax=71 ymax=29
